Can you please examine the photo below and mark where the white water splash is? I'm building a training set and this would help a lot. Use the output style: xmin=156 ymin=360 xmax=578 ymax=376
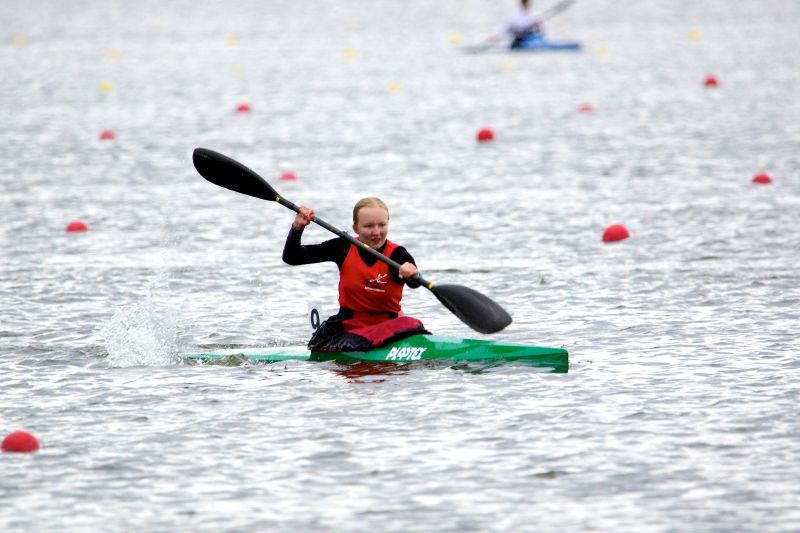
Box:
xmin=101 ymin=264 xmax=180 ymax=367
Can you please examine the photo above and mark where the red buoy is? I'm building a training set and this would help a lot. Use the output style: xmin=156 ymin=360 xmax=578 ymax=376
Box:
xmin=476 ymin=128 xmax=494 ymax=143
xmin=602 ymin=224 xmax=629 ymax=243
xmin=578 ymin=103 xmax=594 ymax=113
xmin=2 ymin=431 xmax=39 ymax=453
xmin=99 ymin=130 xmax=116 ymax=140
xmin=279 ymin=171 xmax=297 ymax=181
xmin=704 ymin=75 xmax=719 ymax=88
xmin=66 ymin=220 xmax=89 ymax=232
xmin=752 ymin=172 xmax=772 ymax=184
xmin=236 ymin=103 xmax=251 ymax=113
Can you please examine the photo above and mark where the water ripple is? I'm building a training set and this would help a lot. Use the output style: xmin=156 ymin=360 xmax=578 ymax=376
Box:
xmin=3 ymin=1 xmax=800 ymax=532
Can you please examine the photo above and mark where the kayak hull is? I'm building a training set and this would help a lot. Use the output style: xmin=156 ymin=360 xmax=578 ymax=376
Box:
xmin=462 ymin=39 xmax=582 ymax=54
xmin=182 ymin=334 xmax=568 ymax=369
xmin=512 ymin=38 xmax=582 ymax=51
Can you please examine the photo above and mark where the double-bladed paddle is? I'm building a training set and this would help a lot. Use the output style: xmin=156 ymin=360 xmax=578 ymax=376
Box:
xmin=192 ymin=147 xmax=512 ymax=334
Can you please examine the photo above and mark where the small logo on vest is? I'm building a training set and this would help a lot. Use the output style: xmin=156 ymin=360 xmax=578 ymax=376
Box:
xmin=365 ymin=273 xmax=388 ymax=292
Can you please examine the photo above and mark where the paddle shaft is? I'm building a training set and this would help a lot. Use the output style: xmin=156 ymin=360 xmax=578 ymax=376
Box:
xmin=541 ymin=0 xmax=578 ymax=21
xmin=275 ymin=196 xmax=434 ymax=289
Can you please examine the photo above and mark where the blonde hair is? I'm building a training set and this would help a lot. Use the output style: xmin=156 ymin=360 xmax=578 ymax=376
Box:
xmin=352 ymin=197 xmax=389 ymax=225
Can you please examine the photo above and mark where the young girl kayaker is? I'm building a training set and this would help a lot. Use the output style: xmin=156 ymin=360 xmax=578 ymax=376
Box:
xmin=282 ymin=197 xmax=429 ymax=351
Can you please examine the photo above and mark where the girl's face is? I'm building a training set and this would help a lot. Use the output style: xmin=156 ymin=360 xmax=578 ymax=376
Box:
xmin=353 ymin=206 xmax=389 ymax=248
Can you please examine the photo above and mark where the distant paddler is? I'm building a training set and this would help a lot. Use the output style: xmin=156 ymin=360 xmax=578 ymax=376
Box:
xmin=488 ymin=0 xmax=545 ymax=49
xmin=474 ymin=0 xmax=578 ymax=51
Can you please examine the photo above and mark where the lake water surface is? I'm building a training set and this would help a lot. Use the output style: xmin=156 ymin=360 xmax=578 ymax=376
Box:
xmin=2 ymin=1 xmax=799 ymax=531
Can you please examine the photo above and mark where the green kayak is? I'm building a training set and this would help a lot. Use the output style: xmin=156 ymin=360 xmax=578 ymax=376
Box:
xmin=182 ymin=334 xmax=568 ymax=370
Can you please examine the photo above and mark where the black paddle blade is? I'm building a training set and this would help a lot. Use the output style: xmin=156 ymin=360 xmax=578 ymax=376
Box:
xmin=193 ymin=147 xmax=279 ymax=202
xmin=429 ymin=284 xmax=512 ymax=334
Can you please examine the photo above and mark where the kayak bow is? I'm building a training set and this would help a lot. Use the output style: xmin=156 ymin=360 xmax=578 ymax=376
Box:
xmin=182 ymin=334 xmax=568 ymax=370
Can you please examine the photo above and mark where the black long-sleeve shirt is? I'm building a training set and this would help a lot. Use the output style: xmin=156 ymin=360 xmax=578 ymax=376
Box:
xmin=282 ymin=227 xmax=421 ymax=288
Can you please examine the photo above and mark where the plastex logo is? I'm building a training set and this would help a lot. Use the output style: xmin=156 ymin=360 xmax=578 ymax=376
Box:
xmin=385 ymin=346 xmax=426 ymax=361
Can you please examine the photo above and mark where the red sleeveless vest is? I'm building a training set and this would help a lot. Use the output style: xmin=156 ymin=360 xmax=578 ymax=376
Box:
xmin=338 ymin=240 xmax=404 ymax=316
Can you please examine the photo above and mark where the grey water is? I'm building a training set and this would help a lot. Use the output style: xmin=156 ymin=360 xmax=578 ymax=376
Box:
xmin=2 ymin=1 xmax=799 ymax=531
